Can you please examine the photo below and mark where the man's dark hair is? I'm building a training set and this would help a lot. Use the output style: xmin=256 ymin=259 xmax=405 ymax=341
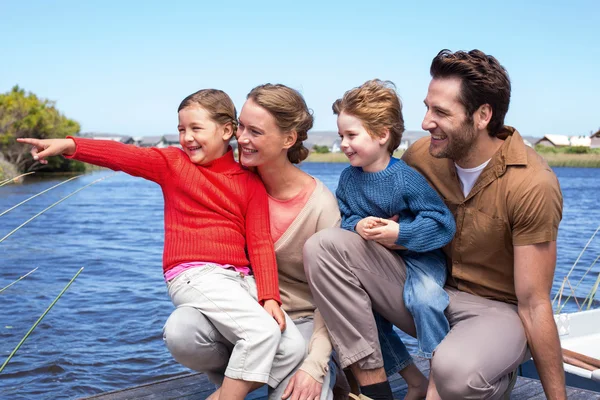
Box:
xmin=430 ymin=49 xmax=511 ymax=137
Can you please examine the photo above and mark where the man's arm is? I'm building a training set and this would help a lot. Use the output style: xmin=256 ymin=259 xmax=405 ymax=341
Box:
xmin=514 ymin=242 xmax=566 ymax=400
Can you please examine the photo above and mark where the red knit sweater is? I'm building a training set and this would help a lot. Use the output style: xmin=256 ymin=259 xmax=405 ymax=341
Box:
xmin=67 ymin=138 xmax=280 ymax=304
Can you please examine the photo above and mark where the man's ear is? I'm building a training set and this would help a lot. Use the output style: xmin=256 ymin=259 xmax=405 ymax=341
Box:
xmin=475 ymin=104 xmax=493 ymax=131
xmin=283 ymin=130 xmax=298 ymax=150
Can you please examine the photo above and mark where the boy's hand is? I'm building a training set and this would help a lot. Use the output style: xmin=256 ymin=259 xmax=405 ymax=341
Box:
xmin=263 ymin=299 xmax=286 ymax=332
xmin=356 ymin=216 xmax=385 ymax=240
xmin=364 ymin=216 xmax=401 ymax=248
xmin=17 ymin=138 xmax=76 ymax=164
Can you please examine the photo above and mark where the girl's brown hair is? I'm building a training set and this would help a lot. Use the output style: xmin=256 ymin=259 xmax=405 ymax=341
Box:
xmin=178 ymin=89 xmax=238 ymax=136
xmin=247 ymin=84 xmax=314 ymax=164
xmin=333 ymin=79 xmax=404 ymax=155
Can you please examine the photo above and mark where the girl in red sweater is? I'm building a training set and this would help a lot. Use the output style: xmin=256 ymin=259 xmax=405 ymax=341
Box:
xmin=18 ymin=89 xmax=305 ymax=400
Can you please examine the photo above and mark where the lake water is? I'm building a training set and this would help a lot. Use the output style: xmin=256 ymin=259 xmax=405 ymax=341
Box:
xmin=1 ymin=164 xmax=599 ymax=399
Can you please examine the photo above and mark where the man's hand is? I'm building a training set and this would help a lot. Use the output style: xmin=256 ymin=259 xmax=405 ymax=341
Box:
xmin=17 ymin=138 xmax=76 ymax=164
xmin=281 ymin=370 xmax=322 ymax=400
xmin=263 ymin=299 xmax=286 ymax=332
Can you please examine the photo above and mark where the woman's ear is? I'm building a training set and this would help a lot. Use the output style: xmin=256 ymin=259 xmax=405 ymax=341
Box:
xmin=283 ymin=130 xmax=298 ymax=150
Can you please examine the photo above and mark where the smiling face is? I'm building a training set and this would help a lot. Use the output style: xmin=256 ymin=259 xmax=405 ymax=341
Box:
xmin=236 ymin=98 xmax=292 ymax=167
xmin=421 ymin=77 xmax=478 ymax=163
xmin=178 ymin=106 xmax=232 ymax=165
xmin=337 ymin=111 xmax=390 ymax=173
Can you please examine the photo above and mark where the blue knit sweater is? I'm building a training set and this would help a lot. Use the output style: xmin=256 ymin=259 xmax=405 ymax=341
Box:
xmin=336 ymin=159 xmax=455 ymax=254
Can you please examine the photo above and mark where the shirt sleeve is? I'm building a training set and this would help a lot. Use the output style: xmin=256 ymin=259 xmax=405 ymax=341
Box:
xmin=65 ymin=137 xmax=170 ymax=184
xmin=298 ymin=309 xmax=332 ymax=383
xmin=510 ymin=168 xmax=562 ymax=246
xmin=336 ymin=169 xmax=362 ymax=232
xmin=396 ymin=166 xmax=456 ymax=252
xmin=245 ymin=177 xmax=281 ymax=304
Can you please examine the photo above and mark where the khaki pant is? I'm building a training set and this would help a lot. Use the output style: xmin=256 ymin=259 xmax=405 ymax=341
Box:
xmin=164 ymin=265 xmax=305 ymax=388
xmin=304 ymin=228 xmax=529 ymax=400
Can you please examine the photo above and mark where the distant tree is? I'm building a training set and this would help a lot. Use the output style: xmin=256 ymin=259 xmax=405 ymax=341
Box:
xmin=312 ymin=144 xmax=330 ymax=154
xmin=0 ymin=86 xmax=83 ymax=173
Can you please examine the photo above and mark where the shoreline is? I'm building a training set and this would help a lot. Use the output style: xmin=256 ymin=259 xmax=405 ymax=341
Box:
xmin=304 ymin=151 xmax=600 ymax=168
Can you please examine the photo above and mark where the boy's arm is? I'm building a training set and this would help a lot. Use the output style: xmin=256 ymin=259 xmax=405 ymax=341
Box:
xmin=245 ymin=177 xmax=281 ymax=305
xmin=396 ymin=166 xmax=456 ymax=252
xmin=336 ymin=170 xmax=362 ymax=232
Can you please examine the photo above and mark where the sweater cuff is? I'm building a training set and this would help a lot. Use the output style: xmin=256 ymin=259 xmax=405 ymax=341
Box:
xmin=63 ymin=136 xmax=80 ymax=159
xmin=299 ymin=360 xmax=327 ymax=384
xmin=396 ymin=221 xmax=414 ymax=247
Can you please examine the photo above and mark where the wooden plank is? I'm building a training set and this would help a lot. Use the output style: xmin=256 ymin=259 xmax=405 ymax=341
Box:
xmin=84 ymin=360 xmax=600 ymax=400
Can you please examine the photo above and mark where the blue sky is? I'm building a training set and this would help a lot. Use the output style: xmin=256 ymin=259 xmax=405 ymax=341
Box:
xmin=1 ymin=0 xmax=598 ymax=137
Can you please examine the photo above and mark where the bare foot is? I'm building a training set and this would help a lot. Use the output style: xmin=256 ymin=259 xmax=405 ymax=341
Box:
xmin=424 ymin=369 xmax=441 ymax=400
xmin=399 ymin=363 xmax=428 ymax=400
xmin=404 ymin=380 xmax=428 ymax=400
xmin=206 ymin=387 xmax=221 ymax=400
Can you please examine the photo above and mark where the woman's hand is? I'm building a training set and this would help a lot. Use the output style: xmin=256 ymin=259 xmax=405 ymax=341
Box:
xmin=282 ymin=370 xmax=323 ymax=400
xmin=17 ymin=138 xmax=76 ymax=164
xmin=263 ymin=299 xmax=286 ymax=332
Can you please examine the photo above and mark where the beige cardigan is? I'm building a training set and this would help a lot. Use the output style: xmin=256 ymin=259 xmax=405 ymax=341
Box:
xmin=275 ymin=178 xmax=341 ymax=382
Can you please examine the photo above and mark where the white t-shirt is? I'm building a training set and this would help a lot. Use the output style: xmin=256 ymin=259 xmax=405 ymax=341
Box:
xmin=455 ymin=159 xmax=491 ymax=198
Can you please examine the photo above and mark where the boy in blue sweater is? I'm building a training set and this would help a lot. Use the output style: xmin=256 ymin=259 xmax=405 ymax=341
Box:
xmin=333 ymin=79 xmax=456 ymax=399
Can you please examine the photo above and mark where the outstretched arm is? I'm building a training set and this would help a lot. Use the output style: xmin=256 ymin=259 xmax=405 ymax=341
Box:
xmin=18 ymin=138 xmax=76 ymax=162
xmin=18 ymin=137 xmax=170 ymax=183
xmin=514 ymin=242 xmax=566 ymax=400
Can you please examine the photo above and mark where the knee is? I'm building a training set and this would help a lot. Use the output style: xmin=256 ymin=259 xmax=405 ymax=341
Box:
xmin=303 ymin=227 xmax=352 ymax=279
xmin=432 ymin=347 xmax=487 ymax=399
xmin=163 ymin=307 xmax=228 ymax=371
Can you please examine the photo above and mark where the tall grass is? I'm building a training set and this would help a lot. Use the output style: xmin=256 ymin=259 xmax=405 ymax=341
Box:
xmin=0 ymin=268 xmax=84 ymax=373
xmin=0 ymin=173 xmax=115 ymax=244
xmin=0 ymin=267 xmax=38 ymax=294
xmin=553 ymin=226 xmax=600 ymax=313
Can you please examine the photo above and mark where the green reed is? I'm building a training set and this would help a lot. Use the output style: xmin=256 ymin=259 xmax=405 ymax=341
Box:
xmin=0 ymin=173 xmax=116 ymax=244
xmin=0 ymin=267 xmax=84 ymax=374
xmin=0 ymin=267 xmax=39 ymax=295
xmin=0 ymin=175 xmax=82 ymax=218
xmin=0 ymin=172 xmax=35 ymax=187
xmin=553 ymin=225 xmax=600 ymax=313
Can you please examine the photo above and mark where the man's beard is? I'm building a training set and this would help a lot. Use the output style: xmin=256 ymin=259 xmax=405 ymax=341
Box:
xmin=432 ymin=120 xmax=477 ymax=162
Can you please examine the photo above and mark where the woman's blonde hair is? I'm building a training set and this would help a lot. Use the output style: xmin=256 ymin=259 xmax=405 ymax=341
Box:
xmin=178 ymin=89 xmax=238 ymax=136
xmin=332 ymin=79 xmax=404 ymax=155
xmin=247 ymin=84 xmax=313 ymax=164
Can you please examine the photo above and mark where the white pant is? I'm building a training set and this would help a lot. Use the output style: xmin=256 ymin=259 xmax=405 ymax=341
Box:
xmin=165 ymin=265 xmax=305 ymax=388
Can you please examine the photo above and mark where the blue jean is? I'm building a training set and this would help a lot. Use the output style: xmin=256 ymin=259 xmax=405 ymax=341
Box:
xmin=375 ymin=311 xmax=413 ymax=376
xmin=402 ymin=249 xmax=450 ymax=358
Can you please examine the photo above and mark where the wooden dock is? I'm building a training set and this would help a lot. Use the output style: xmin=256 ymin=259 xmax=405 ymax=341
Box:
xmin=84 ymin=358 xmax=600 ymax=399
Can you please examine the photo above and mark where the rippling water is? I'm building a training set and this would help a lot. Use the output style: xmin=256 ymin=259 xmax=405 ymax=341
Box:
xmin=1 ymin=164 xmax=599 ymax=399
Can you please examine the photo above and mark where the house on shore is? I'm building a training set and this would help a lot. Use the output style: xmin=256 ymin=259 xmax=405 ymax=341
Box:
xmin=535 ymin=135 xmax=571 ymax=147
xmin=79 ymin=132 xmax=134 ymax=144
xmin=591 ymin=130 xmax=600 ymax=149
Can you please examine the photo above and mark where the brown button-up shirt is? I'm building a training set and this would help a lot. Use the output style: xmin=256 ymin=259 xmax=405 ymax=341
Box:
xmin=402 ymin=127 xmax=563 ymax=304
